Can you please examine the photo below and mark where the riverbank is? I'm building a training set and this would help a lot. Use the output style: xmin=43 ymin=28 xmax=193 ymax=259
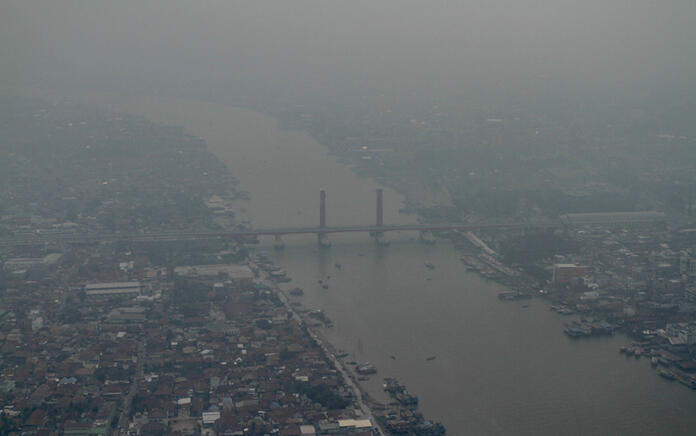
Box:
xmin=252 ymin=253 xmax=450 ymax=435
xmin=251 ymin=259 xmax=387 ymax=435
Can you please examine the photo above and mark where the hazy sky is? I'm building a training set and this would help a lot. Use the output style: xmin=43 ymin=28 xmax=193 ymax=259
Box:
xmin=1 ymin=1 xmax=695 ymax=106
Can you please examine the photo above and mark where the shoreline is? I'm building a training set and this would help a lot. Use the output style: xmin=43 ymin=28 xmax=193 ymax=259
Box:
xmin=255 ymin=264 xmax=387 ymax=435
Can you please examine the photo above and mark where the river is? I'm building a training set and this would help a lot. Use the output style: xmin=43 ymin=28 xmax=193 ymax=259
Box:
xmin=34 ymin=90 xmax=696 ymax=435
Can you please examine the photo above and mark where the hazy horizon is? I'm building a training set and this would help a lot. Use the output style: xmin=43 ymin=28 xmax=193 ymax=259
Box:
xmin=2 ymin=1 xmax=695 ymax=114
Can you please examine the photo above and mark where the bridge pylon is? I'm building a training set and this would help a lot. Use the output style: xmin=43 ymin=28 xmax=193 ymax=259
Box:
xmin=376 ymin=189 xmax=383 ymax=227
xmin=318 ymin=190 xmax=331 ymax=247
xmin=371 ymin=188 xmax=386 ymax=244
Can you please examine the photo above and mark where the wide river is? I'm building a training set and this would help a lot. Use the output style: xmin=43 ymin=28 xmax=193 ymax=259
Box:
xmin=39 ymin=91 xmax=696 ymax=435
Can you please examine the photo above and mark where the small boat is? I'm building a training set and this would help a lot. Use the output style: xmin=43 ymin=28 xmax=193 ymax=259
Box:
xmin=651 ymin=357 xmax=659 ymax=366
xmin=390 ymin=355 xmax=396 ymax=360
xmin=335 ymin=263 xmax=342 ymax=269
xmin=322 ymin=284 xmax=329 ymax=289
xmin=619 ymin=346 xmax=628 ymax=354
xmin=356 ymin=362 xmax=377 ymax=375
xmin=660 ymin=370 xmax=676 ymax=381
xmin=521 ymin=304 xmax=529 ymax=308
xmin=426 ymin=356 xmax=436 ymax=361
xmin=425 ymin=262 xmax=435 ymax=270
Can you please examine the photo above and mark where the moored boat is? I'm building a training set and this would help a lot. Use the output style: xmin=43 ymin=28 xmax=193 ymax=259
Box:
xmin=356 ymin=362 xmax=377 ymax=375
xmin=660 ymin=370 xmax=676 ymax=380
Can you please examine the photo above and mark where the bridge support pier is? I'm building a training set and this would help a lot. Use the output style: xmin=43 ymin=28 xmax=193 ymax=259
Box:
xmin=273 ymin=235 xmax=285 ymax=250
xmin=373 ymin=232 xmax=389 ymax=246
xmin=420 ymin=231 xmax=436 ymax=244
xmin=317 ymin=233 xmax=331 ymax=248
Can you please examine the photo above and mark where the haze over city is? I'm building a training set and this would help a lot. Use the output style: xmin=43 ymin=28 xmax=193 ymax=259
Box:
xmin=1 ymin=1 xmax=696 ymax=435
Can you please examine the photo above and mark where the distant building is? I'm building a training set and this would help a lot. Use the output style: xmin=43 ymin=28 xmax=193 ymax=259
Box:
xmin=202 ymin=411 xmax=221 ymax=426
xmin=299 ymin=425 xmax=316 ymax=435
xmin=85 ymin=281 xmax=141 ymax=298
xmin=4 ymin=253 xmax=62 ymax=272
xmin=173 ymin=264 xmax=254 ymax=284
xmin=665 ymin=322 xmax=696 ymax=345
xmin=680 ymin=255 xmax=696 ymax=277
xmin=559 ymin=211 xmax=665 ymax=226
xmin=106 ymin=306 xmax=146 ymax=323
xmin=552 ymin=264 xmax=589 ymax=285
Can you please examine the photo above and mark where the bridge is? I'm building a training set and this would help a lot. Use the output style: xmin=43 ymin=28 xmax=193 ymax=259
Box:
xmin=0 ymin=190 xmax=558 ymax=247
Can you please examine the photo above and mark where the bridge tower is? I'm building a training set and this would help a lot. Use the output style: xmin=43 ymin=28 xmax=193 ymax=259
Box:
xmin=376 ymin=189 xmax=383 ymax=227
xmin=320 ymin=189 xmax=327 ymax=228
xmin=318 ymin=190 xmax=330 ymax=247
xmin=372 ymin=189 xmax=388 ymax=245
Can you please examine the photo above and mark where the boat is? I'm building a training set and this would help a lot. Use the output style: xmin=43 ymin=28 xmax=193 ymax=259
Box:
xmin=335 ymin=263 xmax=342 ymax=269
xmin=417 ymin=421 xmax=446 ymax=436
xmin=356 ymin=362 xmax=377 ymax=375
xmin=383 ymin=378 xmax=419 ymax=405
xmin=321 ymin=284 xmax=329 ymax=289
xmin=619 ymin=346 xmax=628 ymax=354
xmin=390 ymin=355 xmax=396 ymax=360
xmin=426 ymin=356 xmax=436 ymax=361
xmin=424 ymin=262 xmax=435 ymax=270
xmin=651 ymin=356 xmax=659 ymax=366
xmin=269 ymin=269 xmax=291 ymax=282
xmin=289 ymin=288 xmax=304 ymax=296
xmin=564 ymin=326 xmax=584 ymax=338
xmin=498 ymin=291 xmax=532 ymax=301
xmin=660 ymin=370 xmax=676 ymax=381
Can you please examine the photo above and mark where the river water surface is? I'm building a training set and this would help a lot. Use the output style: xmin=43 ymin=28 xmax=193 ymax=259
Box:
xmin=41 ymin=91 xmax=696 ymax=435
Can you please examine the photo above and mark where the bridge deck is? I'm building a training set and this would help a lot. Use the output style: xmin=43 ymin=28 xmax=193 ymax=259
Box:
xmin=0 ymin=222 xmax=559 ymax=246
